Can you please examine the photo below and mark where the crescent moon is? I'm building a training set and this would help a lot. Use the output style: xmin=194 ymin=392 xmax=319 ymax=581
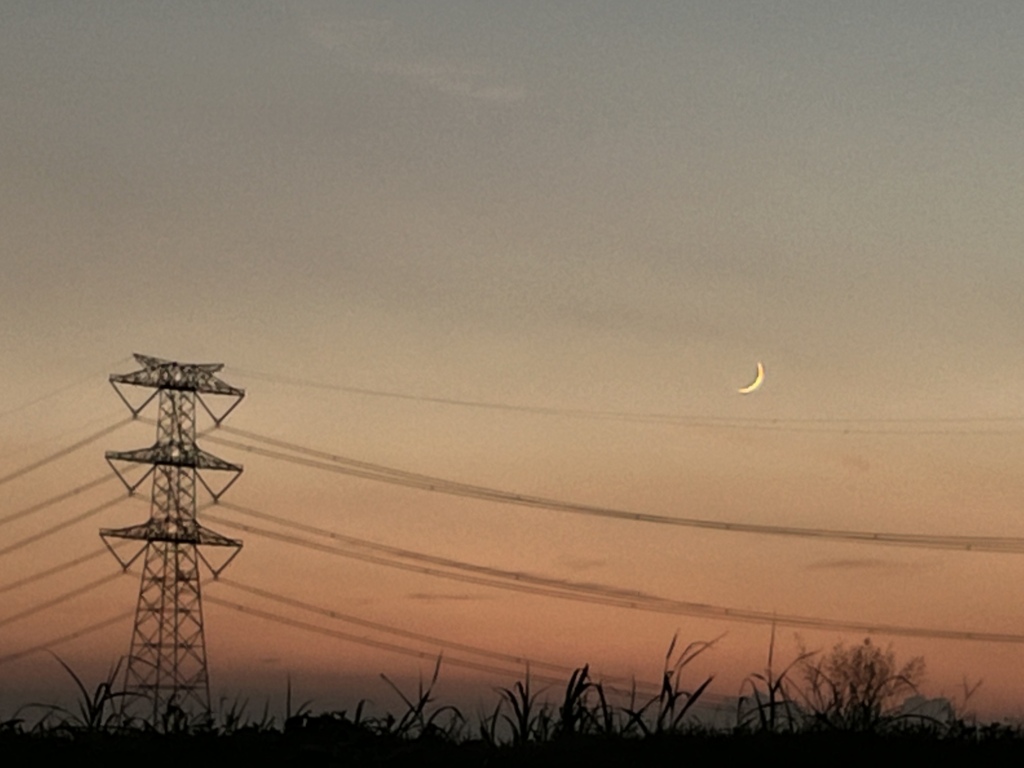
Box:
xmin=738 ymin=362 xmax=765 ymax=394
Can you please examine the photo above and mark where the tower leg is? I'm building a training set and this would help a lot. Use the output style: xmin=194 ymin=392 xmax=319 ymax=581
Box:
xmin=121 ymin=540 xmax=210 ymax=723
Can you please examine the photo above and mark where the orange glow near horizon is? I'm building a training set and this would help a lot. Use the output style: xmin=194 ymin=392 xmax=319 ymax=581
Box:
xmin=5 ymin=2 xmax=1024 ymax=726
xmin=6 ymin=388 xmax=1024 ymax=723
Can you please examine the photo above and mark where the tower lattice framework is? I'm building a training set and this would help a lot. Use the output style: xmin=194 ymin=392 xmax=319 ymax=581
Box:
xmin=101 ymin=354 xmax=244 ymax=723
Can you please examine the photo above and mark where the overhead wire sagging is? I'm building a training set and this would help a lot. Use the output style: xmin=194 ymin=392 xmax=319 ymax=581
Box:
xmin=0 ymin=546 xmax=111 ymax=595
xmin=210 ymin=427 xmax=1024 ymax=555
xmin=211 ymin=577 xmax=660 ymax=696
xmin=0 ymin=496 xmax=131 ymax=558
xmin=208 ymin=503 xmax=1024 ymax=645
xmin=0 ymin=572 xmax=126 ymax=631
xmin=0 ymin=474 xmax=118 ymax=530
xmin=231 ymin=367 xmax=1024 ymax=434
xmin=9 ymin=362 xmax=1024 ymax=707
xmin=0 ymin=611 xmax=135 ymax=667
xmin=0 ymin=418 xmax=134 ymax=487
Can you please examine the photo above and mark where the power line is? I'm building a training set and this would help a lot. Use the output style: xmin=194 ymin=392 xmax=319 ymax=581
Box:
xmin=214 ymin=578 xmax=659 ymax=696
xmin=0 ymin=357 xmax=132 ymax=422
xmin=206 ymin=595 xmax=617 ymax=691
xmin=0 ymin=546 xmax=110 ymax=595
xmin=0 ymin=474 xmax=117 ymax=530
xmin=217 ymin=578 xmax=541 ymax=668
xmin=213 ymin=502 xmax=709 ymax=607
xmin=231 ymin=367 xmax=1024 ymax=434
xmin=0 ymin=572 xmax=125 ymax=630
xmin=0 ymin=413 xmax=131 ymax=467
xmin=0 ymin=496 xmax=130 ymax=558
xmin=0 ymin=418 xmax=133 ymax=487
xmin=208 ymin=509 xmax=733 ymax=623
xmin=0 ymin=611 xmax=134 ymax=667
xmin=208 ymin=505 xmax=1024 ymax=645
xmin=209 ymin=429 xmax=1024 ymax=555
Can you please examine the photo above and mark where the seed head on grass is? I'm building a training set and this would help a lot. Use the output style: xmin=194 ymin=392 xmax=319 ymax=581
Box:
xmin=625 ymin=633 xmax=718 ymax=736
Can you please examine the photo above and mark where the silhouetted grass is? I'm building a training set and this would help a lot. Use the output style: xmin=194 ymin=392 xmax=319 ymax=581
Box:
xmin=4 ymin=638 xmax=1024 ymax=766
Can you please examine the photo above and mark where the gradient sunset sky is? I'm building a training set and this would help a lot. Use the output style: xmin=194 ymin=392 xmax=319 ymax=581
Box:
xmin=4 ymin=2 xmax=1024 ymax=719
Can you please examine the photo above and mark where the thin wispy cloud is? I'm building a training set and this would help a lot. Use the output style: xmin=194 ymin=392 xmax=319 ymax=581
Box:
xmin=306 ymin=16 xmax=526 ymax=103
xmin=390 ymin=61 xmax=527 ymax=103
xmin=307 ymin=18 xmax=394 ymax=52
xmin=559 ymin=557 xmax=609 ymax=573
xmin=806 ymin=558 xmax=925 ymax=572
xmin=839 ymin=453 xmax=871 ymax=474
xmin=406 ymin=592 xmax=490 ymax=602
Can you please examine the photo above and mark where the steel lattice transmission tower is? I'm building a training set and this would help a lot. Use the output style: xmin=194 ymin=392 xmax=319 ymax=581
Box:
xmin=100 ymin=354 xmax=245 ymax=723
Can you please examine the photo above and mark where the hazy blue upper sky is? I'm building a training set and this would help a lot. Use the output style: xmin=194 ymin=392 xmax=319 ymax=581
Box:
xmin=5 ymin=1 xmax=1023 ymax=405
xmin=4 ymin=1 xmax=1024 ymax=717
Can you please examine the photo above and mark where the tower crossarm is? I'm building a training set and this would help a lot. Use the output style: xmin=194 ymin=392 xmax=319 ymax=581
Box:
xmin=112 ymin=354 xmax=244 ymax=397
xmin=101 ymin=521 xmax=242 ymax=548
xmin=110 ymin=354 xmax=244 ymax=423
xmin=106 ymin=445 xmax=243 ymax=473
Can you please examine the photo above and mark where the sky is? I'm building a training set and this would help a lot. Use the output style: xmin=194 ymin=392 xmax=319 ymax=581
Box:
xmin=3 ymin=0 xmax=1024 ymax=722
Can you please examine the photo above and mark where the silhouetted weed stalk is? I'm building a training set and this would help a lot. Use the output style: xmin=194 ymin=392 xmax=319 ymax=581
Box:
xmin=612 ymin=633 xmax=717 ymax=738
xmin=489 ymin=633 xmax=717 ymax=744
xmin=497 ymin=667 xmax=548 ymax=744
xmin=27 ymin=653 xmax=131 ymax=734
xmin=216 ymin=695 xmax=276 ymax=735
xmin=738 ymin=623 xmax=813 ymax=733
xmin=8 ymin=636 xmax=1024 ymax=756
xmin=375 ymin=655 xmax=465 ymax=740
